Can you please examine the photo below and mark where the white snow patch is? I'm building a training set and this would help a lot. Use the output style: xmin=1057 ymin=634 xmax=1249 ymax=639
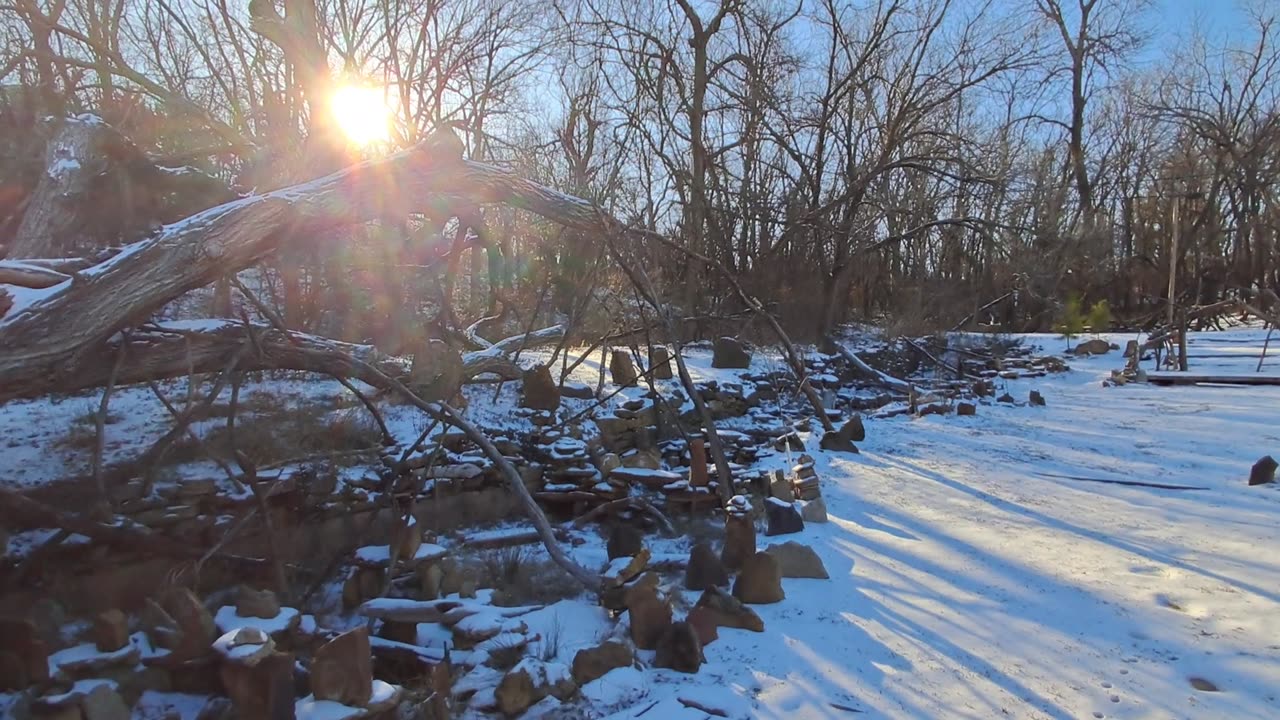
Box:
xmin=133 ymin=691 xmax=217 ymax=720
xmin=581 ymin=666 xmax=649 ymax=707
xmin=214 ymin=605 xmax=300 ymax=636
xmin=295 ymin=697 xmax=364 ymax=720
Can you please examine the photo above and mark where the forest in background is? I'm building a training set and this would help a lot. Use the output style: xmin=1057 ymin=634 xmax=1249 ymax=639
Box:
xmin=1 ymin=0 xmax=1277 ymax=345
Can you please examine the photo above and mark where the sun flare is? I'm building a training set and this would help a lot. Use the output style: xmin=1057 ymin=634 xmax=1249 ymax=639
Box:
xmin=330 ymin=84 xmax=392 ymax=147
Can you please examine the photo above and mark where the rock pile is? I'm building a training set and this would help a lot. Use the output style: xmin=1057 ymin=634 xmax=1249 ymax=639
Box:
xmin=533 ymin=435 xmax=623 ymax=508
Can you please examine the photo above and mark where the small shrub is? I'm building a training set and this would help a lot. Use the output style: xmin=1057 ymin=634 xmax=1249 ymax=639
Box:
xmin=539 ymin=613 xmax=563 ymax=662
xmin=1055 ymin=294 xmax=1086 ymax=349
xmin=1086 ymin=300 xmax=1112 ymax=335
xmin=477 ymin=547 xmax=583 ymax=607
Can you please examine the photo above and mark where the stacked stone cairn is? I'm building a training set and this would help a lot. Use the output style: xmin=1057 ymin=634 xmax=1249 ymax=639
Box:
xmin=532 ymin=435 xmax=623 ymax=508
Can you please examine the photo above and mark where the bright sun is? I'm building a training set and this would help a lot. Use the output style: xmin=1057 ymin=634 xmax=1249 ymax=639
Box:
xmin=330 ymin=85 xmax=392 ymax=147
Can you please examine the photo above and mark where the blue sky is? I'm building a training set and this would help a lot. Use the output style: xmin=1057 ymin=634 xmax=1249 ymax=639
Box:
xmin=1152 ymin=0 xmax=1249 ymax=45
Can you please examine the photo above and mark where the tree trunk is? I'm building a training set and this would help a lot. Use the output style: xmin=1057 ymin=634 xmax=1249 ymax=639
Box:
xmin=9 ymin=117 xmax=108 ymax=258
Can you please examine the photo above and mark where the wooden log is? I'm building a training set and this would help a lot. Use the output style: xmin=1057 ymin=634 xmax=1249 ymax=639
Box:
xmin=0 ymin=261 xmax=70 ymax=288
xmin=0 ymin=320 xmax=561 ymax=403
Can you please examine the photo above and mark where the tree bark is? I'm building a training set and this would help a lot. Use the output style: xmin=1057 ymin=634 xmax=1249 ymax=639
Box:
xmin=9 ymin=116 xmax=108 ymax=258
xmin=0 ymin=320 xmax=563 ymax=404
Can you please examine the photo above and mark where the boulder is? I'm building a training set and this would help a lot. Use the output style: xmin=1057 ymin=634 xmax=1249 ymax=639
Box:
xmin=607 ymin=525 xmax=645 ymax=561
xmin=80 ymin=683 xmax=130 ymax=720
xmin=1074 ymin=338 xmax=1111 ymax=355
xmin=720 ymin=513 xmax=756 ymax=572
xmin=1029 ymin=390 xmax=1046 ymax=406
xmin=571 ymin=641 xmax=633 ymax=686
xmin=1249 ymin=455 xmax=1278 ymax=486
xmin=711 ymin=337 xmax=752 ymax=369
xmin=694 ymin=587 xmax=764 ymax=632
xmin=234 ymin=586 xmax=280 ymax=620
xmin=497 ymin=660 xmax=575 ymax=716
xmin=92 ymin=609 xmax=130 ymax=653
xmin=626 ymin=585 xmax=672 ymax=651
xmin=407 ymin=338 xmax=464 ymax=403
xmin=997 ymin=393 xmax=1015 ymax=404
xmin=609 ymin=350 xmax=639 ymax=386
xmin=732 ymin=552 xmax=785 ymax=604
xmin=685 ymin=607 xmax=719 ymax=647
xmin=309 ymin=626 xmax=372 ymax=706
xmin=600 ymin=570 xmax=660 ymax=612
xmin=418 ymin=563 xmax=444 ymax=600
xmin=819 ymin=417 xmax=863 ymax=453
xmin=521 ymin=365 xmax=561 ymax=411
xmin=800 ymin=497 xmax=829 ymax=524
xmin=957 ymin=402 xmax=976 ymax=416
xmin=560 ymin=382 xmax=596 ymax=399
xmin=684 ymin=542 xmax=729 ymax=591
xmin=839 ymin=415 xmax=866 ymax=442
xmin=765 ymin=498 xmax=804 ymax=536
xmin=766 ymin=541 xmax=829 ymax=579
xmin=649 ymin=346 xmax=674 ymax=379
xmin=599 ymin=453 xmax=622 ymax=475
xmin=769 ymin=474 xmax=794 ymax=502
xmin=653 ymin=622 xmax=703 ymax=674
xmin=604 ymin=548 xmax=650 ymax=588
xmin=220 ymin=650 xmax=295 ymax=720
xmin=0 ymin=618 xmax=49 ymax=690
xmin=495 ymin=668 xmax=535 ymax=717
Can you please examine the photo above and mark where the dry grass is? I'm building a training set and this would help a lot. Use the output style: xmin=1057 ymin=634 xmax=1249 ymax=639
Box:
xmin=55 ymin=402 xmax=122 ymax=452
xmin=484 ymin=635 xmax=528 ymax=671
xmin=163 ymin=395 xmax=382 ymax=467
xmin=477 ymin=547 xmax=584 ymax=607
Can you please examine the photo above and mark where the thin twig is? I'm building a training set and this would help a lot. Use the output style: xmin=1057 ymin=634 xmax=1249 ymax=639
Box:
xmin=92 ymin=344 xmax=127 ymax=506
xmin=336 ymin=376 xmax=394 ymax=445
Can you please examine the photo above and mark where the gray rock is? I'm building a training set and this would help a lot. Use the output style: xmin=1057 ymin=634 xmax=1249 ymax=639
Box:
xmin=800 ymin=497 xmax=829 ymax=524
xmin=521 ymin=364 xmax=561 ymax=411
xmin=731 ymin=552 xmax=785 ymax=604
xmin=684 ymin=542 xmax=729 ymax=591
xmin=607 ymin=525 xmax=645 ymax=561
xmin=571 ymin=641 xmax=633 ymax=685
xmin=711 ymin=337 xmax=752 ymax=369
xmin=765 ymin=498 xmax=804 ymax=536
xmin=1249 ymin=455 xmax=1278 ymax=486
xmin=654 ymin=622 xmax=703 ymax=674
xmin=80 ymin=684 xmax=130 ymax=720
xmin=765 ymin=541 xmax=829 ymax=579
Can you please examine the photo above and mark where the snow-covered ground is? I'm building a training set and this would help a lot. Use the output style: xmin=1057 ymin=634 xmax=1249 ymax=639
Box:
xmin=3 ymin=327 xmax=1278 ymax=719
xmin=571 ymin=328 xmax=1280 ymax=719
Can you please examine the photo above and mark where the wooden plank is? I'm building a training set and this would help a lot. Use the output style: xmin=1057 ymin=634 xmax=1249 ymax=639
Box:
xmin=1146 ymin=372 xmax=1280 ymax=387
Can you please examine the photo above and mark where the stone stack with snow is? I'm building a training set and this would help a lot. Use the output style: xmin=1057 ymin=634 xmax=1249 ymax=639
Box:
xmin=533 ymin=435 xmax=623 ymax=507
xmin=721 ymin=495 xmax=756 ymax=571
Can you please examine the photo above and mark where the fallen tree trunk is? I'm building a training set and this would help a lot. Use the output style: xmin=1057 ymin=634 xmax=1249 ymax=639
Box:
xmin=829 ymin=342 xmax=914 ymax=394
xmin=0 ymin=129 xmax=602 ymax=397
xmin=0 ymin=320 xmax=563 ymax=403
